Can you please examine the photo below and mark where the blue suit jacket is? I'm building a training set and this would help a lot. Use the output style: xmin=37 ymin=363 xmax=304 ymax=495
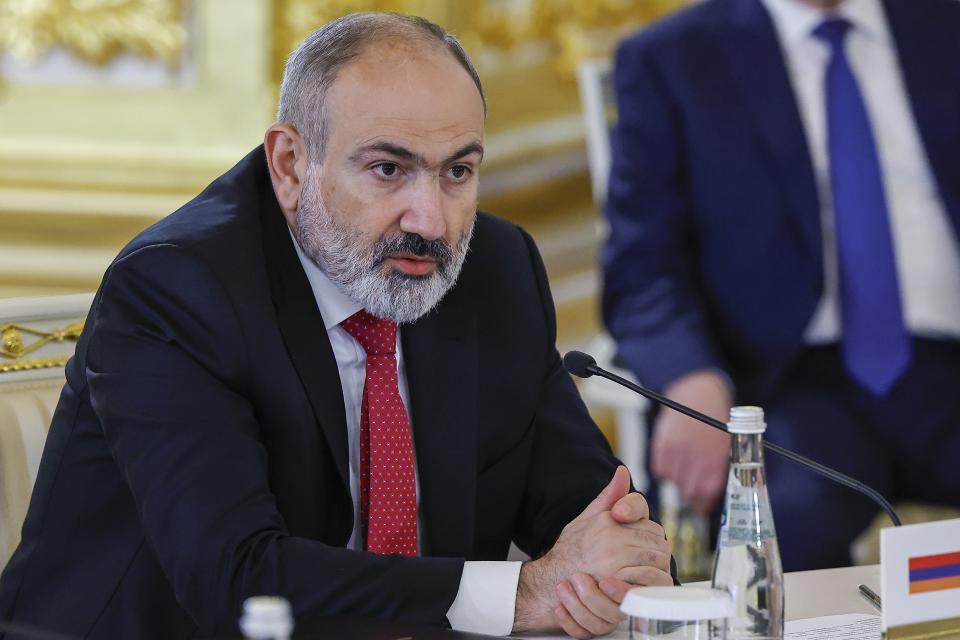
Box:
xmin=0 ymin=148 xmax=621 ymax=638
xmin=603 ymin=0 xmax=960 ymax=400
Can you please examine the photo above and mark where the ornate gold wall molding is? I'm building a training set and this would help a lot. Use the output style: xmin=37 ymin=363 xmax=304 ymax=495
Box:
xmin=0 ymin=355 xmax=72 ymax=374
xmin=0 ymin=2 xmax=272 ymax=297
xmin=273 ymin=0 xmax=685 ymax=82
xmin=0 ymin=0 xmax=187 ymax=67
xmin=0 ymin=320 xmax=83 ymax=373
xmin=1 ymin=321 xmax=83 ymax=360
xmin=463 ymin=0 xmax=683 ymax=76
xmin=272 ymin=0 xmax=430 ymax=84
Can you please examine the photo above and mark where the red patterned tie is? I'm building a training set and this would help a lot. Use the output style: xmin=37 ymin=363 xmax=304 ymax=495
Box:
xmin=341 ymin=310 xmax=418 ymax=556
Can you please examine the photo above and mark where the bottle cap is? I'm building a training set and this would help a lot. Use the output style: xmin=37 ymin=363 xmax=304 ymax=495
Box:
xmin=239 ymin=596 xmax=294 ymax=639
xmin=620 ymin=586 xmax=732 ymax=621
xmin=727 ymin=405 xmax=766 ymax=434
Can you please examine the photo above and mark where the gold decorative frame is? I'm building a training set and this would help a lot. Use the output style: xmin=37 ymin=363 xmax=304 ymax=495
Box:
xmin=0 ymin=0 xmax=187 ymax=66
xmin=273 ymin=0 xmax=683 ymax=81
xmin=0 ymin=2 xmax=274 ymax=197
xmin=0 ymin=321 xmax=84 ymax=373
xmin=0 ymin=1 xmax=276 ymax=296
xmin=0 ymin=356 xmax=73 ymax=374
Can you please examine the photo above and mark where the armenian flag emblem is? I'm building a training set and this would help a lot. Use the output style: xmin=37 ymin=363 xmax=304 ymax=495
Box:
xmin=908 ymin=551 xmax=960 ymax=594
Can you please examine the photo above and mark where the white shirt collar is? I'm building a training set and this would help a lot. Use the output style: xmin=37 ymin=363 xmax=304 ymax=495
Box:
xmin=288 ymin=228 xmax=363 ymax=331
xmin=760 ymin=0 xmax=891 ymax=48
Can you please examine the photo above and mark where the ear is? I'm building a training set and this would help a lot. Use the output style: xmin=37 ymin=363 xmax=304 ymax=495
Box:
xmin=264 ymin=124 xmax=309 ymax=227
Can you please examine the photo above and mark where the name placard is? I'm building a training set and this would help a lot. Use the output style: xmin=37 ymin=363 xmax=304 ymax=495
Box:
xmin=881 ymin=518 xmax=960 ymax=640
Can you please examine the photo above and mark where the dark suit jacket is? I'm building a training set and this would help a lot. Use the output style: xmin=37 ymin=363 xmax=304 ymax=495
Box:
xmin=603 ymin=0 xmax=960 ymax=400
xmin=0 ymin=147 xmax=621 ymax=638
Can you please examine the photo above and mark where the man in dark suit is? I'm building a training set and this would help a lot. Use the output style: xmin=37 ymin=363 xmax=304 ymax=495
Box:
xmin=0 ymin=12 xmax=674 ymax=640
xmin=604 ymin=0 xmax=960 ymax=571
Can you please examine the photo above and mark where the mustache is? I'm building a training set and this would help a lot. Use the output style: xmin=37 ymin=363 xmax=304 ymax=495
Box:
xmin=372 ymin=232 xmax=454 ymax=266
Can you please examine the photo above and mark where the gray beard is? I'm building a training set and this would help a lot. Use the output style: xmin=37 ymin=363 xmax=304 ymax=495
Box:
xmin=294 ymin=178 xmax=474 ymax=324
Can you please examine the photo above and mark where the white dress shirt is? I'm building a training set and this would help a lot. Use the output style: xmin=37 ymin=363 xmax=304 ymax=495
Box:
xmin=760 ymin=0 xmax=960 ymax=343
xmin=290 ymin=232 xmax=521 ymax=635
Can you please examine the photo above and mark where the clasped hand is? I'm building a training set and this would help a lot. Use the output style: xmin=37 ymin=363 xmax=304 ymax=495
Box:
xmin=514 ymin=466 xmax=673 ymax=638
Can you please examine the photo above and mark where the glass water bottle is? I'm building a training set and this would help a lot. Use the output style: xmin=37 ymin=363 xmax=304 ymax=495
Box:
xmin=711 ymin=406 xmax=784 ymax=640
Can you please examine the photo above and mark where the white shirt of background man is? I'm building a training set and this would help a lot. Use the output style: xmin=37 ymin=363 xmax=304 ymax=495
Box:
xmin=761 ymin=0 xmax=960 ymax=344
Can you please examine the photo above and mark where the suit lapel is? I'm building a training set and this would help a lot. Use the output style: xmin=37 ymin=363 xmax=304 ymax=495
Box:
xmin=256 ymin=150 xmax=479 ymax=554
xmin=402 ymin=303 xmax=478 ymax=558
xmin=883 ymin=0 xmax=960 ymax=227
xmin=257 ymin=167 xmax=351 ymax=496
xmin=722 ymin=0 xmax=822 ymax=264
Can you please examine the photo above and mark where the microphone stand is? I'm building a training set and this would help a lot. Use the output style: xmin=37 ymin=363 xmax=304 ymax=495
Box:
xmin=567 ymin=352 xmax=901 ymax=527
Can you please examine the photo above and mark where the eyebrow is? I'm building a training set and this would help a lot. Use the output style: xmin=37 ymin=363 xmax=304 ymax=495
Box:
xmin=349 ymin=141 xmax=484 ymax=168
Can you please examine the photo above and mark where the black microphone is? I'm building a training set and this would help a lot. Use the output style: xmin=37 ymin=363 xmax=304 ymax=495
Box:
xmin=564 ymin=350 xmax=901 ymax=527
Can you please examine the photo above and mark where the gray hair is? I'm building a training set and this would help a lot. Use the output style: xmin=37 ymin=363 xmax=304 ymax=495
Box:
xmin=276 ymin=12 xmax=486 ymax=161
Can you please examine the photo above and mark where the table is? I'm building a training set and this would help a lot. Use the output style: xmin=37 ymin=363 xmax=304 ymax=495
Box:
xmin=296 ymin=565 xmax=882 ymax=639
xmin=686 ymin=564 xmax=880 ymax=621
xmin=780 ymin=564 xmax=879 ymax=621
xmin=517 ymin=565 xmax=881 ymax=639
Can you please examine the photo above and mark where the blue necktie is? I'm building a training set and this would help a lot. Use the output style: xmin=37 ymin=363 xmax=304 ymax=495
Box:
xmin=814 ymin=18 xmax=911 ymax=396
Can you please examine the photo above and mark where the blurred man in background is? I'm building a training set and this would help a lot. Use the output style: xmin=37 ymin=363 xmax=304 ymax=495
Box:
xmin=604 ymin=0 xmax=960 ymax=570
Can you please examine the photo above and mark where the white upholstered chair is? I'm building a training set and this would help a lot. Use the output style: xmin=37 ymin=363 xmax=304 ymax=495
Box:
xmin=575 ymin=59 xmax=615 ymax=208
xmin=0 ymin=293 xmax=93 ymax=570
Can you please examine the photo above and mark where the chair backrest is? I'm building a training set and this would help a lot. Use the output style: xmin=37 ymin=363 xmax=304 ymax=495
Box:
xmin=0 ymin=293 xmax=93 ymax=570
xmin=575 ymin=58 xmax=615 ymax=206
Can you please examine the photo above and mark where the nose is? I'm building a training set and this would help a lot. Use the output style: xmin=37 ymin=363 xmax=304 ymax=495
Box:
xmin=399 ymin=175 xmax=446 ymax=241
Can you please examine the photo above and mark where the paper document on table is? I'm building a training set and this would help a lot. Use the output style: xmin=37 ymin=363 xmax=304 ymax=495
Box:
xmin=786 ymin=613 xmax=881 ymax=640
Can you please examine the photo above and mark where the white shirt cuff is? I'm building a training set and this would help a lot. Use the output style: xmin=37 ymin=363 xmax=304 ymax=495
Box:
xmin=446 ymin=560 xmax=522 ymax=636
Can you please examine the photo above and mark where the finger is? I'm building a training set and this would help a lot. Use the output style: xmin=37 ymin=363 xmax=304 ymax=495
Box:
xmin=598 ymin=577 xmax=632 ymax=604
xmin=650 ymin=429 xmax=668 ymax=478
xmin=621 ymin=518 xmax=667 ymax=541
xmin=702 ymin=469 xmax=728 ymax=511
xmin=599 ymin=526 xmax=671 ymax=570
xmin=620 ymin=547 xmax=673 ymax=573
xmin=689 ymin=490 xmax=718 ymax=515
xmin=581 ymin=465 xmax=631 ymax=519
xmin=649 ymin=415 xmax=680 ymax=479
xmin=678 ymin=462 xmax=709 ymax=511
xmin=570 ymin=573 xmax=626 ymax=625
xmin=616 ymin=565 xmax=675 ymax=586
xmin=611 ymin=492 xmax=649 ymax=523
xmin=555 ymin=604 xmax=594 ymax=640
xmin=665 ymin=455 xmax=690 ymax=493
xmin=557 ymin=580 xmax=617 ymax=636
xmin=689 ymin=470 xmax=725 ymax=514
xmin=615 ymin=519 xmax=670 ymax=549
